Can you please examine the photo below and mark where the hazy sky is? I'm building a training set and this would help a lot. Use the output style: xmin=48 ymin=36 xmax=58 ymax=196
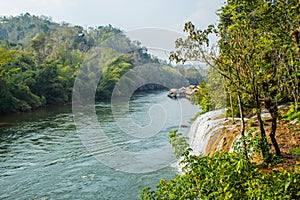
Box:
xmin=1 ymin=0 xmax=224 ymax=61
xmin=0 ymin=0 xmax=223 ymax=32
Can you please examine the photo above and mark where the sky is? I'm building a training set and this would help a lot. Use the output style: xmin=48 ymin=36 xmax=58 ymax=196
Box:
xmin=0 ymin=0 xmax=224 ymax=61
xmin=0 ymin=0 xmax=223 ymax=32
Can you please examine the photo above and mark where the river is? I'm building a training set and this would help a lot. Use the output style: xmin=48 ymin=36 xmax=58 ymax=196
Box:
xmin=0 ymin=90 xmax=199 ymax=199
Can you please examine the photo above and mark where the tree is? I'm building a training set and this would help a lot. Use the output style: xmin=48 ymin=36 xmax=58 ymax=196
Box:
xmin=170 ymin=21 xmax=251 ymax=159
xmin=170 ymin=0 xmax=299 ymax=158
xmin=30 ymin=33 xmax=46 ymax=63
xmin=96 ymin=54 xmax=133 ymax=100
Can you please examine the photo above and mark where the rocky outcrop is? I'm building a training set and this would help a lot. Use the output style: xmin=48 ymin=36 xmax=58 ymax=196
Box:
xmin=188 ymin=109 xmax=242 ymax=156
xmin=188 ymin=109 xmax=227 ymax=155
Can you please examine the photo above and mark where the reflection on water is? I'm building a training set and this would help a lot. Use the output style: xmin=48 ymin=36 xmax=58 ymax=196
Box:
xmin=0 ymin=91 xmax=199 ymax=199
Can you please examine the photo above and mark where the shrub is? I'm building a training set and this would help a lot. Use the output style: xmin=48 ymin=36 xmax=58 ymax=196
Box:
xmin=140 ymin=151 xmax=300 ymax=199
xmin=169 ymin=130 xmax=188 ymax=159
xmin=284 ymin=105 xmax=300 ymax=123
xmin=291 ymin=146 xmax=300 ymax=155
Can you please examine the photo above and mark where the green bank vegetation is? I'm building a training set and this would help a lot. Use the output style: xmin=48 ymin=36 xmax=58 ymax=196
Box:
xmin=0 ymin=14 xmax=133 ymax=112
xmin=0 ymin=13 xmax=203 ymax=113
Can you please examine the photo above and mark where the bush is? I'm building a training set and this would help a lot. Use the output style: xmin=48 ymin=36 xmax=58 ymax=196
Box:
xmin=169 ymin=130 xmax=188 ymax=159
xmin=140 ymin=151 xmax=300 ymax=200
xmin=247 ymin=118 xmax=256 ymax=127
xmin=284 ymin=105 xmax=300 ymax=123
xmin=291 ymin=146 xmax=300 ymax=155
xmin=190 ymin=82 xmax=213 ymax=114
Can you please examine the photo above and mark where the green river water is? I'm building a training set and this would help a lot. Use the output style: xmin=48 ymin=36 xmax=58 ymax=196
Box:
xmin=0 ymin=90 xmax=198 ymax=199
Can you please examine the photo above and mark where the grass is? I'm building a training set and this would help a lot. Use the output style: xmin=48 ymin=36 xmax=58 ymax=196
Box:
xmin=290 ymin=146 xmax=300 ymax=155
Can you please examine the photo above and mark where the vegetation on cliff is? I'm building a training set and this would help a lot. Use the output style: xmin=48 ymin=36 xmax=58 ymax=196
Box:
xmin=141 ymin=0 xmax=300 ymax=199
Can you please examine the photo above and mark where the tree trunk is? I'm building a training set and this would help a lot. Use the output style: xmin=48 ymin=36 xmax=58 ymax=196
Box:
xmin=294 ymin=74 xmax=299 ymax=111
xmin=237 ymin=93 xmax=248 ymax=159
xmin=265 ymin=98 xmax=281 ymax=156
xmin=291 ymin=0 xmax=300 ymax=56
xmin=255 ymin=87 xmax=268 ymax=159
xmin=270 ymin=114 xmax=281 ymax=156
xmin=256 ymin=110 xmax=269 ymax=159
xmin=230 ymin=93 xmax=235 ymax=121
xmin=291 ymin=21 xmax=300 ymax=58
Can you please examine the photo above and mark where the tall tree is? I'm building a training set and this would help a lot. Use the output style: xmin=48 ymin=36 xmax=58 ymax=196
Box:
xmin=170 ymin=0 xmax=299 ymax=158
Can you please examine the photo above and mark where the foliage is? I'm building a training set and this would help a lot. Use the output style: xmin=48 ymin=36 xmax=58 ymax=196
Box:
xmin=247 ymin=118 xmax=256 ymax=127
xmin=190 ymin=67 xmax=227 ymax=115
xmin=170 ymin=0 xmax=300 ymax=158
xmin=0 ymin=14 xmax=192 ymax=113
xmin=96 ymin=55 xmax=133 ymax=100
xmin=0 ymin=49 xmax=45 ymax=112
xmin=168 ymin=130 xmax=189 ymax=158
xmin=283 ymin=105 xmax=300 ymax=122
xmin=190 ymin=82 xmax=213 ymax=114
xmin=290 ymin=146 xmax=300 ymax=155
xmin=233 ymin=128 xmax=280 ymax=164
xmin=174 ymin=65 xmax=204 ymax=85
xmin=140 ymin=151 xmax=300 ymax=200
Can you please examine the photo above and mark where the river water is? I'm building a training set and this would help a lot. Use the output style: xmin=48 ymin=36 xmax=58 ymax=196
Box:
xmin=0 ymin=91 xmax=198 ymax=199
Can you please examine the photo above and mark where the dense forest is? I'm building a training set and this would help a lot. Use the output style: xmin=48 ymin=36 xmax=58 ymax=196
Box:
xmin=141 ymin=0 xmax=300 ymax=199
xmin=0 ymin=13 xmax=203 ymax=114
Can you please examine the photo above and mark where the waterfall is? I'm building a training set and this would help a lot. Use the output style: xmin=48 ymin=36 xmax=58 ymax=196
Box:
xmin=188 ymin=109 xmax=227 ymax=156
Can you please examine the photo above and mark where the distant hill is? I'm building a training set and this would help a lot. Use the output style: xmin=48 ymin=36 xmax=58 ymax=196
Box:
xmin=0 ymin=13 xmax=199 ymax=113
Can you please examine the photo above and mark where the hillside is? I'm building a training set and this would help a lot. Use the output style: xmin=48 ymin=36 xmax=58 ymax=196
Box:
xmin=0 ymin=13 xmax=202 ymax=114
